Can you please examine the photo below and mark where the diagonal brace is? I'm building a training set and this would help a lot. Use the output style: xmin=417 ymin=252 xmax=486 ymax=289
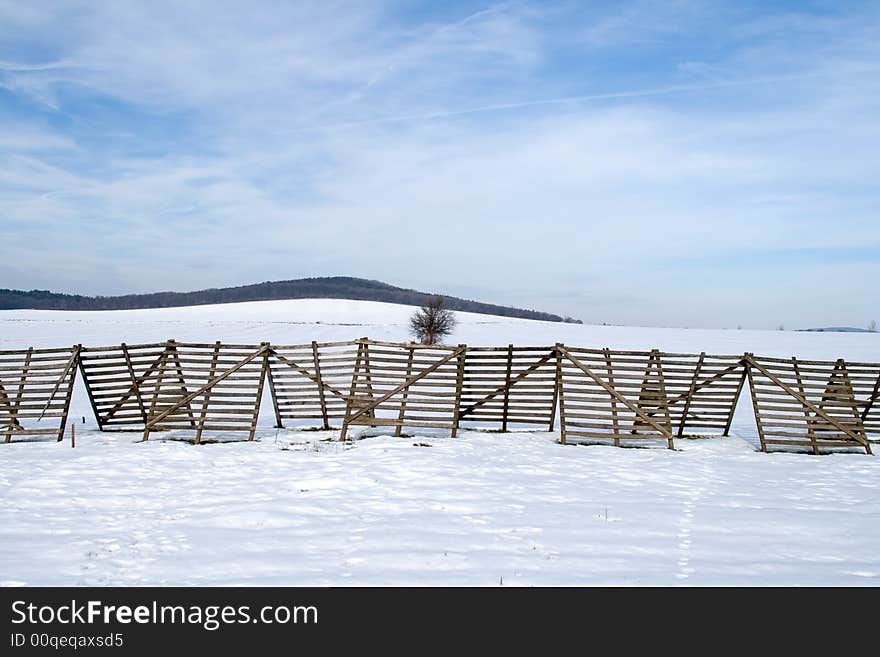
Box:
xmin=145 ymin=344 xmax=270 ymax=429
xmin=558 ymin=346 xmax=674 ymax=440
xmin=345 ymin=346 xmax=464 ymax=426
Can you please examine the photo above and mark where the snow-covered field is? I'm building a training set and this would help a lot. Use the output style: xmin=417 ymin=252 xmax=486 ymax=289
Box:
xmin=2 ymin=299 xmax=879 ymax=585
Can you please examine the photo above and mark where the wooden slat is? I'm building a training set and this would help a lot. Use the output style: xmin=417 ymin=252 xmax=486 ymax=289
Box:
xmin=0 ymin=346 xmax=77 ymax=443
xmin=746 ymin=354 xmax=871 ymax=454
xmin=144 ymin=343 xmax=269 ymax=436
xmin=340 ymin=342 xmax=464 ymax=440
xmin=558 ymin=346 xmax=674 ymax=449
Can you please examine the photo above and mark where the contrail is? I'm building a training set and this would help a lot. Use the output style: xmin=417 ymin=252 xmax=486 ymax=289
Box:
xmin=297 ymin=71 xmax=828 ymax=133
xmin=0 ymin=59 xmax=75 ymax=72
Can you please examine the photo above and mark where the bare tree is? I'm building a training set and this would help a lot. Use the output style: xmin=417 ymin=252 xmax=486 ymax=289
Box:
xmin=409 ymin=296 xmax=456 ymax=345
xmin=870 ymin=319 xmax=877 ymax=332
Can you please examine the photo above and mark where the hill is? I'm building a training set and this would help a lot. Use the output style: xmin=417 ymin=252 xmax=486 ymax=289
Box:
xmin=800 ymin=327 xmax=876 ymax=333
xmin=0 ymin=277 xmax=578 ymax=323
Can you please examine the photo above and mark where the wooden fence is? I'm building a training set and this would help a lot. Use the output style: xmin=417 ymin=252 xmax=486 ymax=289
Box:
xmin=650 ymin=352 xmax=746 ymax=439
xmin=459 ymin=345 xmax=559 ymax=431
xmin=555 ymin=347 xmax=747 ymax=449
xmin=79 ymin=341 xmax=172 ymax=431
xmin=79 ymin=340 xmax=269 ymax=443
xmin=339 ymin=339 xmax=466 ymax=440
xmin=266 ymin=340 xmax=360 ymax=429
xmin=855 ymin=363 xmax=880 ymax=437
xmin=556 ymin=346 xmax=677 ymax=449
xmin=745 ymin=354 xmax=873 ymax=455
xmin=0 ymin=346 xmax=79 ymax=443
xmin=6 ymin=338 xmax=879 ymax=454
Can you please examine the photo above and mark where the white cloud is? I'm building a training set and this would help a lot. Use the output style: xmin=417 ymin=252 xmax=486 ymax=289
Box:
xmin=0 ymin=1 xmax=878 ymax=328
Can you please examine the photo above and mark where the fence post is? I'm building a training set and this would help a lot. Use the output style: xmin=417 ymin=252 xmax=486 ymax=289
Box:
xmin=555 ymin=344 xmax=567 ymax=445
xmin=724 ymin=362 xmax=749 ymax=437
xmin=7 ymin=347 xmax=32 ymax=443
xmin=77 ymin=345 xmax=103 ymax=432
xmin=395 ymin=345 xmax=415 ymax=437
xmin=165 ymin=341 xmax=197 ymax=429
xmin=57 ymin=345 xmax=80 ymax=443
xmin=678 ymin=352 xmax=704 ymax=438
xmin=501 ymin=344 xmax=513 ymax=432
xmin=248 ymin=342 xmax=270 ymax=442
xmin=603 ymin=348 xmax=620 ymax=446
xmin=791 ymin=357 xmax=817 ymax=455
xmin=653 ymin=349 xmax=674 ymax=450
xmin=451 ymin=345 xmax=467 ymax=438
xmin=195 ymin=341 xmax=221 ymax=445
xmin=548 ymin=346 xmax=560 ymax=432
xmin=144 ymin=343 xmax=173 ymax=441
xmin=312 ymin=341 xmax=330 ymax=430
xmin=361 ymin=338 xmax=376 ymax=427
xmin=265 ymin=347 xmax=283 ymax=429
xmin=743 ymin=354 xmax=767 ymax=452
xmin=340 ymin=341 xmax=365 ymax=441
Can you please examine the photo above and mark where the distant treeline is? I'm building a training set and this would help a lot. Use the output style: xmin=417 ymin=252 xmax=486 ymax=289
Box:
xmin=0 ymin=277 xmax=582 ymax=323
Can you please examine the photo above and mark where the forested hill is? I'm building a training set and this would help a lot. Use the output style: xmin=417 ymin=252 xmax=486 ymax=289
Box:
xmin=0 ymin=277 xmax=579 ymax=323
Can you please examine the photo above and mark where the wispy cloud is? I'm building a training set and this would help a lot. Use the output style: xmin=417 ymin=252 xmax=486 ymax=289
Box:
xmin=0 ymin=1 xmax=878 ymax=329
xmin=293 ymin=69 xmax=843 ymax=132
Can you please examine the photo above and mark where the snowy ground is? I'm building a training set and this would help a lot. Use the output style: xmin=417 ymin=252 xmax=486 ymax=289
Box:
xmin=1 ymin=299 xmax=879 ymax=585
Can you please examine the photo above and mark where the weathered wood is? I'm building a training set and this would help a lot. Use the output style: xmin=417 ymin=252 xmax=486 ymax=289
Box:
xmin=121 ymin=343 xmax=149 ymax=425
xmin=452 ymin=345 xmax=466 ymax=438
xmin=357 ymin=338 xmax=459 ymax=351
xmin=0 ymin=379 xmax=24 ymax=439
xmin=340 ymin=341 xmax=464 ymax=440
xmin=723 ymin=364 xmax=748 ymax=437
xmin=265 ymin=352 xmax=283 ymax=429
xmin=603 ymin=348 xmax=621 ymax=446
xmin=13 ymin=337 xmax=878 ymax=453
xmin=3 ymin=347 xmax=31 ymax=443
xmin=677 ymin=352 xmax=704 ymax=438
xmin=0 ymin=346 xmax=78 ymax=443
xmin=394 ymin=346 xmax=415 ymax=437
xmin=461 ymin=349 xmax=555 ymax=417
xmin=56 ymin=345 xmax=79 ymax=442
xmin=144 ymin=344 xmax=269 ymax=434
xmin=194 ymin=342 xmax=221 ymax=445
xmin=556 ymin=344 xmax=567 ymax=445
xmin=745 ymin=354 xmax=870 ymax=454
xmin=143 ymin=350 xmax=171 ymax=441
xmin=818 ymin=359 xmax=864 ymax=439
xmin=37 ymin=347 xmax=79 ymax=421
xmin=269 ymin=352 xmax=345 ymax=399
xmin=792 ymin=357 xmax=818 ymax=454
xmin=361 ymin=339 xmax=376 ymax=428
xmin=167 ymin=343 xmax=198 ymax=430
xmin=501 ymin=344 xmax=513 ymax=432
xmin=652 ymin=350 xmax=673 ymax=449
xmin=862 ymin=371 xmax=880 ymax=424
xmin=747 ymin=356 xmax=867 ymax=443
xmin=75 ymin=352 xmax=103 ymax=430
xmin=94 ymin=347 xmax=167 ymax=426
xmin=249 ymin=344 xmax=270 ymax=441
xmin=312 ymin=341 xmax=330 ymax=430
xmin=0 ymin=347 xmax=89 ymax=356
xmin=558 ymin=346 xmax=674 ymax=448
xmin=339 ymin=342 xmax=366 ymax=441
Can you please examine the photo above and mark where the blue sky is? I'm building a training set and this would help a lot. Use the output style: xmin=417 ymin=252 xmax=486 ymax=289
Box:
xmin=1 ymin=1 xmax=878 ymax=329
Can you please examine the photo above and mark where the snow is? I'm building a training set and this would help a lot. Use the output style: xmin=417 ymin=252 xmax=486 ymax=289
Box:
xmin=1 ymin=299 xmax=879 ymax=585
